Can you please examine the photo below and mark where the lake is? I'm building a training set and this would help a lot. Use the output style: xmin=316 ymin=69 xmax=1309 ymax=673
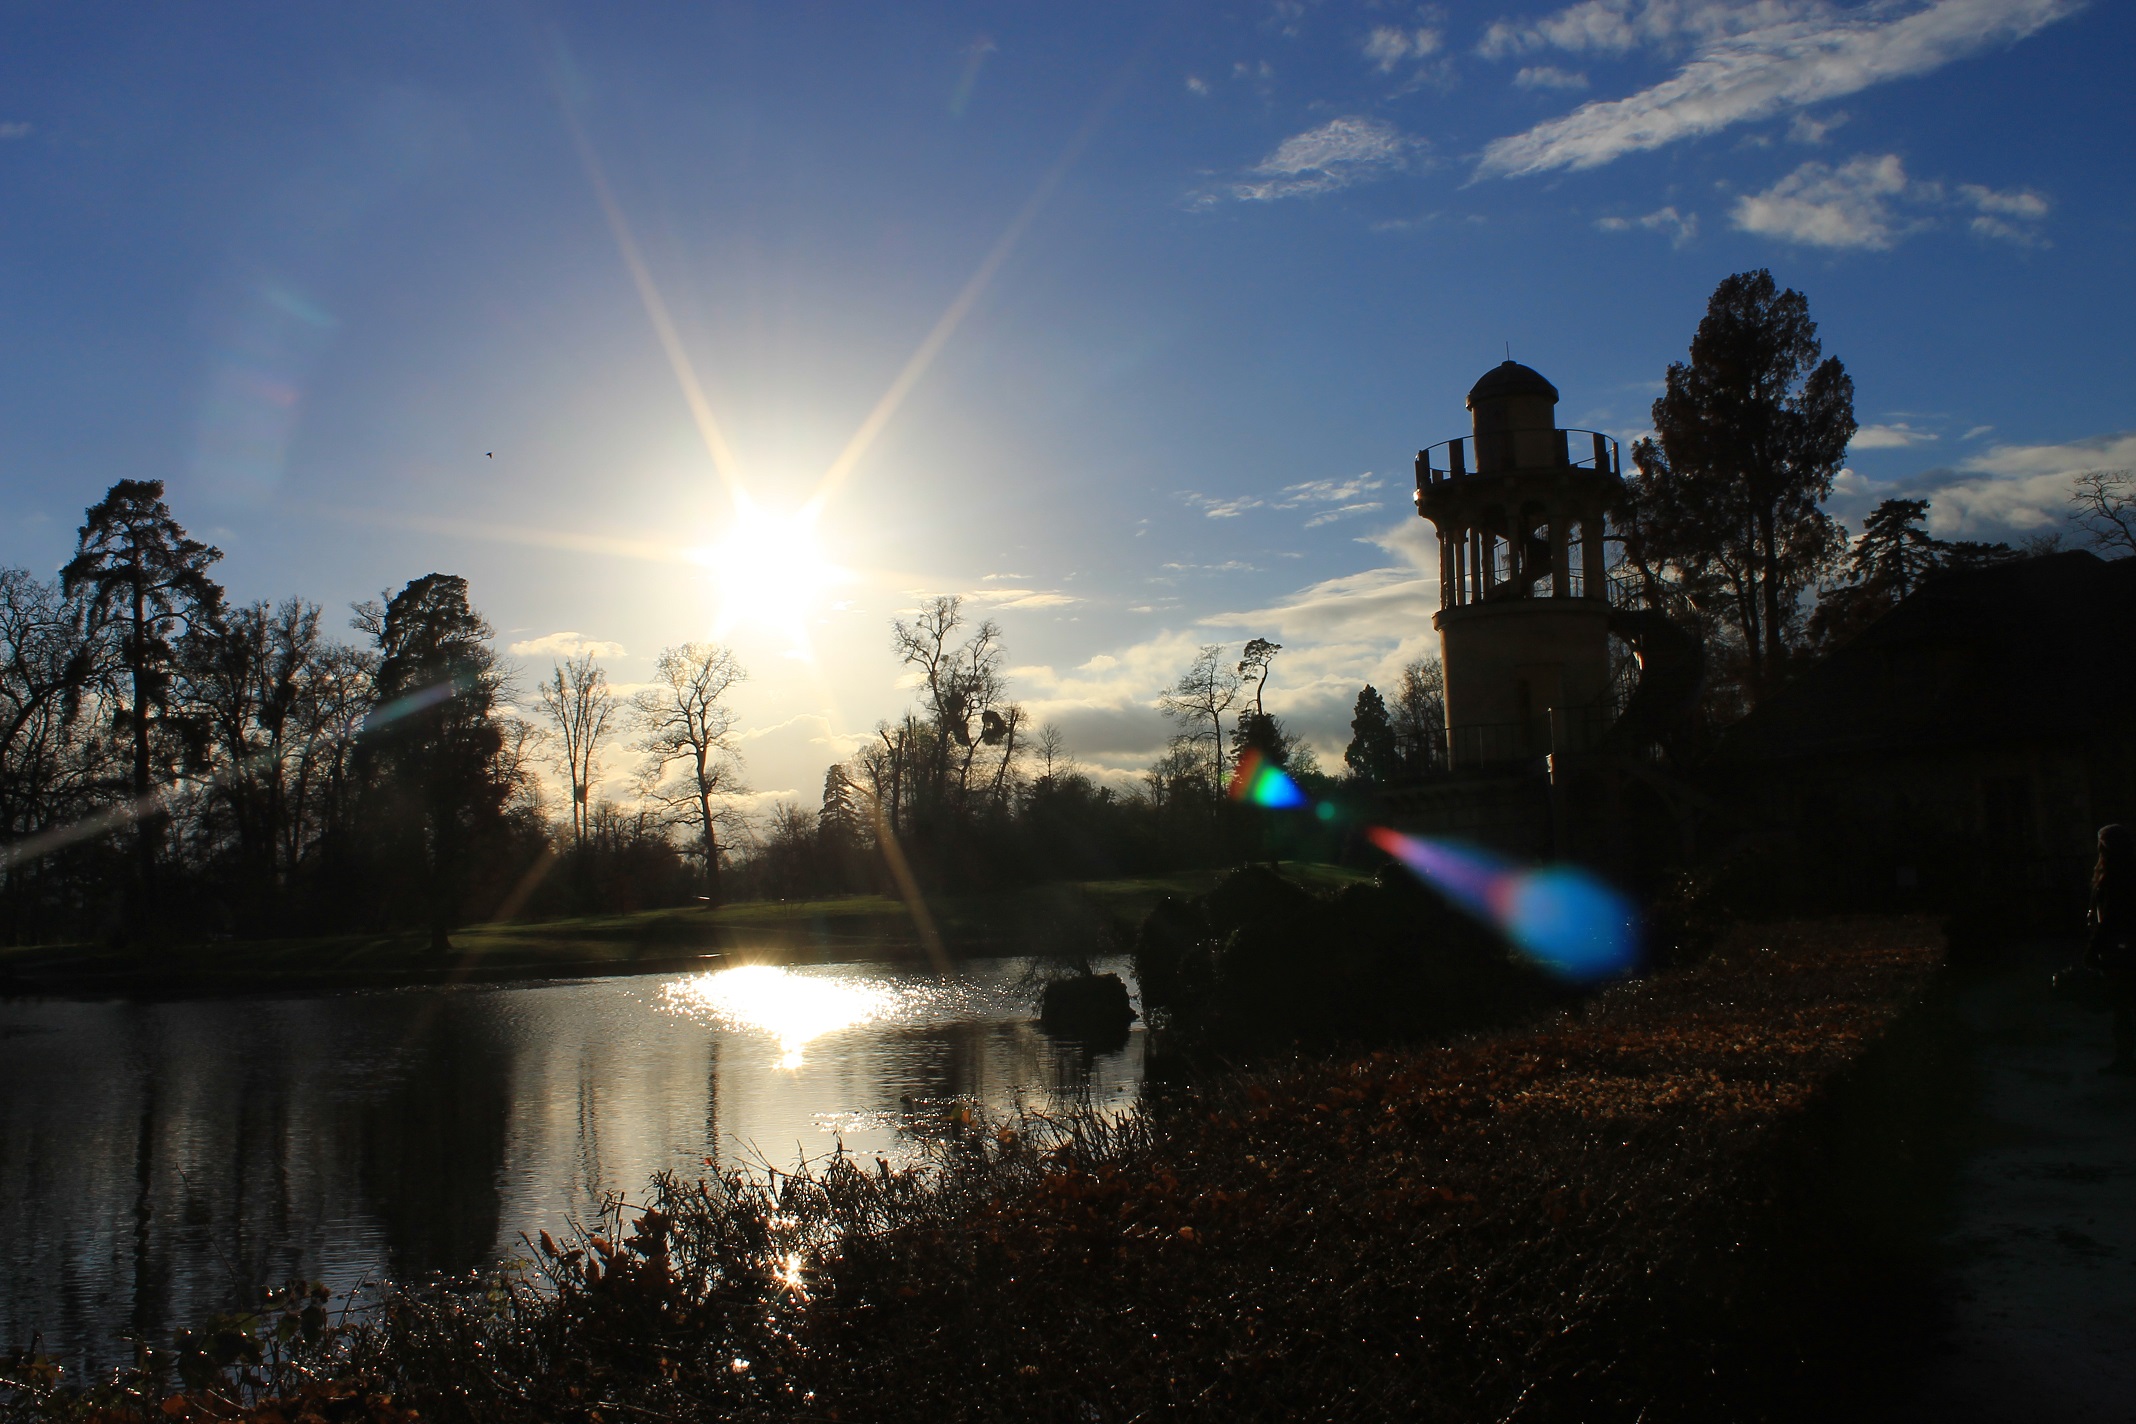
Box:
xmin=0 ymin=955 xmax=1144 ymax=1372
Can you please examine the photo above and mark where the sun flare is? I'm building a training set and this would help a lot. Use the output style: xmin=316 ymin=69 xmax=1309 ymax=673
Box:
xmin=699 ymin=499 xmax=846 ymax=654
xmin=663 ymin=964 xmax=896 ymax=1069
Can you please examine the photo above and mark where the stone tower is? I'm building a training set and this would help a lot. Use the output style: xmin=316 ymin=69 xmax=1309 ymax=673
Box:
xmin=1414 ymin=361 xmax=1623 ymax=769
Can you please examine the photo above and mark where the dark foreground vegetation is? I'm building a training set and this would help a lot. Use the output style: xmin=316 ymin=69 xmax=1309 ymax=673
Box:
xmin=3 ymin=915 xmax=1947 ymax=1423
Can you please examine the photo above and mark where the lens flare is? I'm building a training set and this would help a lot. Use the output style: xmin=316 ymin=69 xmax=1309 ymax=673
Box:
xmin=1227 ymin=748 xmax=1310 ymax=809
xmin=1366 ymin=828 xmax=1640 ymax=983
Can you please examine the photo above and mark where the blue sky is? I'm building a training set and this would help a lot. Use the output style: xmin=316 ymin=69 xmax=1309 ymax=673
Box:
xmin=1 ymin=0 xmax=2129 ymax=810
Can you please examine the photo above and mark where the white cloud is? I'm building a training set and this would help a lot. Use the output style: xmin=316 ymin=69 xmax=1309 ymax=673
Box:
xmin=509 ymin=630 xmax=627 ymax=659
xmin=1478 ymin=0 xmax=2081 ymax=177
xmin=1224 ymin=116 xmax=1421 ymax=201
xmin=1594 ymin=203 xmax=1698 ymax=245
xmin=1186 ymin=74 xmax=1212 ymax=96
xmin=1731 ymin=152 xmax=1921 ymax=247
xmin=1274 ymin=473 xmax=1383 ymax=506
xmin=0 ymin=123 xmax=30 ymax=140
xmin=957 ymin=585 xmax=1080 ymax=609
xmin=1365 ymin=25 xmax=1444 ymax=71
xmin=1959 ymin=182 xmax=2048 ymax=218
xmin=1516 ymin=64 xmax=1591 ymax=89
xmin=1787 ymin=108 xmax=1847 ymax=143
xmin=1253 ymin=474 xmax=1388 ymax=527
xmin=1731 ymin=152 xmax=2049 ymax=248
xmin=1957 ymin=180 xmax=2051 ymax=244
xmin=990 ymin=516 xmax=1454 ymax=776
xmin=1851 ymin=421 xmax=1938 ymax=449
xmin=1961 ymin=424 xmax=1994 ymax=440
xmin=1911 ymin=430 xmax=2136 ymax=535
xmin=1183 ymin=491 xmax=1266 ymax=518
xmin=1161 ymin=560 xmax=1259 ymax=575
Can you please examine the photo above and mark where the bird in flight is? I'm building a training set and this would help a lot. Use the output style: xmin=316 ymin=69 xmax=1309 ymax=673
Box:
xmin=486 ymin=452 xmax=493 ymax=458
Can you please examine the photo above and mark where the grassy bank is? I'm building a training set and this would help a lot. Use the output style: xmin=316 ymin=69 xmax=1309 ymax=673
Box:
xmin=2 ymin=915 xmax=1949 ymax=1422
xmin=0 ymin=865 xmax=1371 ymax=996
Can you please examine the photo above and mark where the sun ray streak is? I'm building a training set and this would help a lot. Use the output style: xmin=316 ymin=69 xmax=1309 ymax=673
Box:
xmin=808 ymin=57 xmax=1141 ymax=513
xmin=548 ymin=37 xmax=745 ymax=502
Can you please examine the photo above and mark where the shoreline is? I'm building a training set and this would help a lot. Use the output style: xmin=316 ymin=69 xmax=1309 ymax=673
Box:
xmin=0 ymin=866 xmax=1368 ymax=999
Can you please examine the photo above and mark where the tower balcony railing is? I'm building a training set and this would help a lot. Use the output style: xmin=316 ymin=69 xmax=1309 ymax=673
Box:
xmin=1415 ymin=429 xmax=1621 ymax=487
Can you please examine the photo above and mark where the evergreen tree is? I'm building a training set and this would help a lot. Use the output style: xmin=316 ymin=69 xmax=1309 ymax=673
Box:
xmin=1808 ymin=498 xmax=2015 ymax=650
xmin=60 ymin=479 xmax=225 ymax=931
xmin=1620 ymin=270 xmax=1856 ymax=698
xmin=356 ymin=573 xmax=513 ymax=952
xmin=1344 ymin=685 xmax=1399 ymax=786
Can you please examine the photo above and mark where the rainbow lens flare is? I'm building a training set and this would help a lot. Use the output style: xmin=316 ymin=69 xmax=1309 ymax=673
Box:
xmin=1228 ymin=748 xmax=1310 ymax=809
xmin=1367 ymin=828 xmax=1641 ymax=983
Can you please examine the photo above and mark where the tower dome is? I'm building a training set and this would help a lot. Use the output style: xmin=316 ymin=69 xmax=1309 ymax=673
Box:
xmin=1466 ymin=360 xmax=1559 ymax=407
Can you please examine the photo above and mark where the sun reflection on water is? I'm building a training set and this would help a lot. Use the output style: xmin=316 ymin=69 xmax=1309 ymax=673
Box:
xmin=663 ymin=965 xmax=899 ymax=1069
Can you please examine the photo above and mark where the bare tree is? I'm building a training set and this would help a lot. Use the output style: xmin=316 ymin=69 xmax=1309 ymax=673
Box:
xmin=1391 ymin=655 xmax=1447 ymax=778
xmin=2068 ymin=469 xmax=2136 ymax=558
xmin=890 ymin=595 xmax=1010 ymax=814
xmin=633 ymin=642 xmax=747 ymax=904
xmin=1159 ymin=644 xmax=1242 ymax=800
xmin=537 ymin=652 xmax=617 ymax=850
xmin=1033 ymin=723 xmax=1073 ymax=785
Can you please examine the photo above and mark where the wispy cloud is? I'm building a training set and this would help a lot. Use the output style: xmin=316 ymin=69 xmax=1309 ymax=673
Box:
xmin=963 ymin=585 xmax=1081 ymax=609
xmin=1595 ymin=203 xmax=1698 ymax=245
xmin=1364 ymin=24 xmax=1444 ymax=72
xmin=1958 ymin=180 xmax=2051 ymax=244
xmin=0 ymin=123 xmax=30 ymax=140
xmin=509 ymin=630 xmax=626 ymax=659
xmin=1477 ymin=0 xmax=2081 ymax=177
xmin=1182 ymin=491 xmax=1266 ymax=518
xmin=1731 ymin=152 xmax=2050 ymax=248
xmin=1218 ymin=116 xmax=1422 ymax=202
xmin=1270 ymin=473 xmax=1386 ymax=526
xmin=1852 ymin=420 xmax=1938 ymax=449
xmin=1161 ymin=560 xmax=1260 ymax=575
xmin=1787 ymin=108 xmax=1847 ymax=143
xmin=1516 ymin=64 xmax=1590 ymax=89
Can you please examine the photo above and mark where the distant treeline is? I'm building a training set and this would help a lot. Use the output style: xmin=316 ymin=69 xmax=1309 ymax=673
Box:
xmin=0 ymin=483 xmax=1447 ymax=947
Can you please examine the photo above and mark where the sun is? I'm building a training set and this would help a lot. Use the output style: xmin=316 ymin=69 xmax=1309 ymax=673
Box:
xmin=700 ymin=498 xmax=845 ymax=654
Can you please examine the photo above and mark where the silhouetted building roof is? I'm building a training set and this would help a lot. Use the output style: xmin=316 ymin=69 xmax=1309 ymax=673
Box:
xmin=1713 ymin=550 xmax=2136 ymax=765
xmin=1466 ymin=360 xmax=1559 ymax=407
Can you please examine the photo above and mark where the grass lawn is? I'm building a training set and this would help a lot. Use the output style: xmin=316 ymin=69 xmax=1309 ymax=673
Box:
xmin=0 ymin=862 xmax=1373 ymax=995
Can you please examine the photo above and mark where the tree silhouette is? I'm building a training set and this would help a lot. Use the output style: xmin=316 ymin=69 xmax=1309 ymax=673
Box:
xmin=1391 ymin=656 xmax=1447 ymax=780
xmin=356 ymin=574 xmax=512 ymax=952
xmin=1807 ymin=499 xmax=2015 ymax=651
xmin=536 ymin=653 xmax=617 ymax=851
xmin=633 ymin=643 xmax=747 ymax=906
xmin=60 ymin=480 xmax=224 ymax=930
xmin=2068 ymin=469 xmax=2136 ymax=558
xmin=1622 ymin=270 xmax=1855 ymax=698
xmin=1160 ymin=645 xmax=1242 ymax=801
xmin=1344 ymin=685 xmax=1399 ymax=786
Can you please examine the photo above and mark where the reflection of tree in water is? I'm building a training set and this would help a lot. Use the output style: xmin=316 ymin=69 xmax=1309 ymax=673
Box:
xmin=875 ymin=1017 xmax=1133 ymax=1118
xmin=353 ymin=996 xmax=513 ymax=1277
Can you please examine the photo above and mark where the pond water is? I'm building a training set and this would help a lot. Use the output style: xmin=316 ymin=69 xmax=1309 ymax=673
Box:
xmin=0 ymin=955 xmax=1144 ymax=1372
